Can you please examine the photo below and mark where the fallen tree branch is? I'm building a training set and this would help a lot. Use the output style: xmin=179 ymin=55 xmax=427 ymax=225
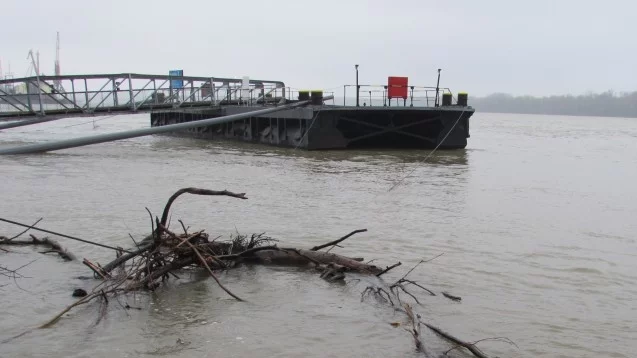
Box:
xmin=376 ymin=261 xmax=402 ymax=277
xmin=159 ymin=188 xmax=247 ymax=227
xmin=396 ymin=279 xmax=436 ymax=296
xmin=403 ymin=303 xmax=429 ymax=355
xmin=319 ymin=263 xmax=346 ymax=282
xmin=8 ymin=217 xmax=43 ymax=241
xmin=0 ymin=235 xmax=75 ymax=261
xmin=0 ymin=217 xmax=134 ymax=254
xmin=178 ymin=219 xmax=189 ymax=235
xmin=145 ymin=208 xmax=157 ymax=244
xmin=215 ymin=245 xmax=280 ymax=260
xmin=158 ymin=223 xmax=243 ymax=301
xmin=310 ymin=229 xmax=367 ymax=251
xmin=83 ymin=259 xmax=111 ymax=280
xmin=135 ymin=257 xmax=195 ymax=289
xmin=445 ymin=337 xmax=518 ymax=356
xmin=423 ymin=322 xmax=489 ymax=358
xmin=101 ymin=242 xmax=153 ymax=273
xmin=39 ymin=281 xmax=125 ymax=329
xmin=360 ymin=259 xmax=486 ymax=356
xmin=442 ymin=291 xmax=462 ymax=302
xmin=398 ymin=253 xmax=444 ymax=282
xmin=393 ymin=284 xmax=421 ymax=304
xmin=0 ymin=259 xmax=36 ymax=280
xmin=248 ymin=248 xmax=382 ymax=274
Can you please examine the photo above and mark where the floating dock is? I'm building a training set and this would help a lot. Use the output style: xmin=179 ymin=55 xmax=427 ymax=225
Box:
xmin=151 ymin=104 xmax=472 ymax=150
xmin=150 ymin=75 xmax=474 ymax=150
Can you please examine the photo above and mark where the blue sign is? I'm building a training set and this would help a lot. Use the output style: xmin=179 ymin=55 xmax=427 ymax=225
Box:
xmin=169 ymin=69 xmax=183 ymax=89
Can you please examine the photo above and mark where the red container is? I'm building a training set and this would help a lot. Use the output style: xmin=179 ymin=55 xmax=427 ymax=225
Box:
xmin=387 ymin=76 xmax=408 ymax=99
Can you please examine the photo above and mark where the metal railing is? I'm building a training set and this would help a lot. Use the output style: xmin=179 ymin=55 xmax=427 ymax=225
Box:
xmin=0 ymin=73 xmax=287 ymax=118
xmin=342 ymin=84 xmax=455 ymax=107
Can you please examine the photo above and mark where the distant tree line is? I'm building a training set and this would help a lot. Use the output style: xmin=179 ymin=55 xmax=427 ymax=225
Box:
xmin=469 ymin=91 xmax=637 ymax=118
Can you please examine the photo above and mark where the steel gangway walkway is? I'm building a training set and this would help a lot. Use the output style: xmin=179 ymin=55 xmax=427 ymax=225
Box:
xmin=0 ymin=73 xmax=289 ymax=120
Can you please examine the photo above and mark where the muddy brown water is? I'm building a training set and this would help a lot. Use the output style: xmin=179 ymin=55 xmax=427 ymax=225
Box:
xmin=0 ymin=112 xmax=636 ymax=357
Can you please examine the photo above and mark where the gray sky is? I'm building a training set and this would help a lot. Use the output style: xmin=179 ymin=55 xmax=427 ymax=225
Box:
xmin=2 ymin=0 xmax=636 ymax=97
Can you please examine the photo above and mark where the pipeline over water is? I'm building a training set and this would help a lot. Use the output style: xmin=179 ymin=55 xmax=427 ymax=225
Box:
xmin=0 ymin=100 xmax=319 ymax=155
xmin=0 ymin=117 xmax=65 ymax=131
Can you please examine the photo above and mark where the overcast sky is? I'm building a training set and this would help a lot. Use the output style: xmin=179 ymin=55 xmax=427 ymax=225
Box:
xmin=2 ymin=0 xmax=635 ymax=97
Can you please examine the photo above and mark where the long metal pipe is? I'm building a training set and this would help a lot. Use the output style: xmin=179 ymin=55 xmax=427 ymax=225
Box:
xmin=0 ymin=100 xmax=313 ymax=155
xmin=0 ymin=117 xmax=62 ymax=130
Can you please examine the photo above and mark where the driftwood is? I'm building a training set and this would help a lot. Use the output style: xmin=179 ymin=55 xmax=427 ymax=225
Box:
xmin=19 ymin=188 xmax=385 ymax=327
xmin=376 ymin=261 xmax=402 ymax=277
xmin=0 ymin=189 xmax=363 ymax=331
xmin=0 ymin=234 xmax=75 ymax=261
xmin=442 ymin=291 xmax=462 ymax=302
xmin=0 ymin=187 xmax=509 ymax=357
xmin=247 ymin=248 xmax=382 ymax=274
xmin=358 ymin=258 xmax=518 ymax=358
xmin=0 ymin=217 xmax=132 ymax=253
xmin=310 ymin=229 xmax=368 ymax=251
xmin=158 ymin=188 xmax=247 ymax=228
xmin=0 ymin=259 xmax=37 ymax=284
xmin=424 ymin=322 xmax=489 ymax=358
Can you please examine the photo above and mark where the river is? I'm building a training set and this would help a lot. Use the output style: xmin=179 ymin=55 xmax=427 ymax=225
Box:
xmin=0 ymin=112 xmax=635 ymax=357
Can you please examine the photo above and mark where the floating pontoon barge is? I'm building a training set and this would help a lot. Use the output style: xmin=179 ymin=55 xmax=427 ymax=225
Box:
xmin=150 ymin=73 xmax=474 ymax=150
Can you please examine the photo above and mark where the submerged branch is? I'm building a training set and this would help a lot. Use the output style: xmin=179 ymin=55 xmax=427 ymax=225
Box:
xmin=8 ymin=217 xmax=43 ymax=241
xmin=310 ymin=229 xmax=367 ymax=251
xmin=376 ymin=261 xmax=402 ymax=277
xmin=423 ymin=322 xmax=489 ymax=358
xmin=0 ymin=235 xmax=75 ymax=261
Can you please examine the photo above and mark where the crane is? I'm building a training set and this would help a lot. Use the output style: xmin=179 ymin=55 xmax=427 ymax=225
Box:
xmin=26 ymin=49 xmax=44 ymax=115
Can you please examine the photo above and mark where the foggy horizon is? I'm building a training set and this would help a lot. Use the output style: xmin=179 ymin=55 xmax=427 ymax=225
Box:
xmin=2 ymin=0 xmax=635 ymax=98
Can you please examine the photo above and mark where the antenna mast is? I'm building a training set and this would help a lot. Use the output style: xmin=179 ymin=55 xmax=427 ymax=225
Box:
xmin=54 ymin=31 xmax=64 ymax=92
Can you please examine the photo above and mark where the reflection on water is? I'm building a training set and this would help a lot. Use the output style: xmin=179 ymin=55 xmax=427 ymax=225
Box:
xmin=144 ymin=135 xmax=470 ymax=182
xmin=149 ymin=135 xmax=469 ymax=165
xmin=1 ymin=112 xmax=637 ymax=358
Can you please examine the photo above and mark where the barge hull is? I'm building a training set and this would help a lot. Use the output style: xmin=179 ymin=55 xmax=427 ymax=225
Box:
xmin=149 ymin=105 xmax=473 ymax=150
